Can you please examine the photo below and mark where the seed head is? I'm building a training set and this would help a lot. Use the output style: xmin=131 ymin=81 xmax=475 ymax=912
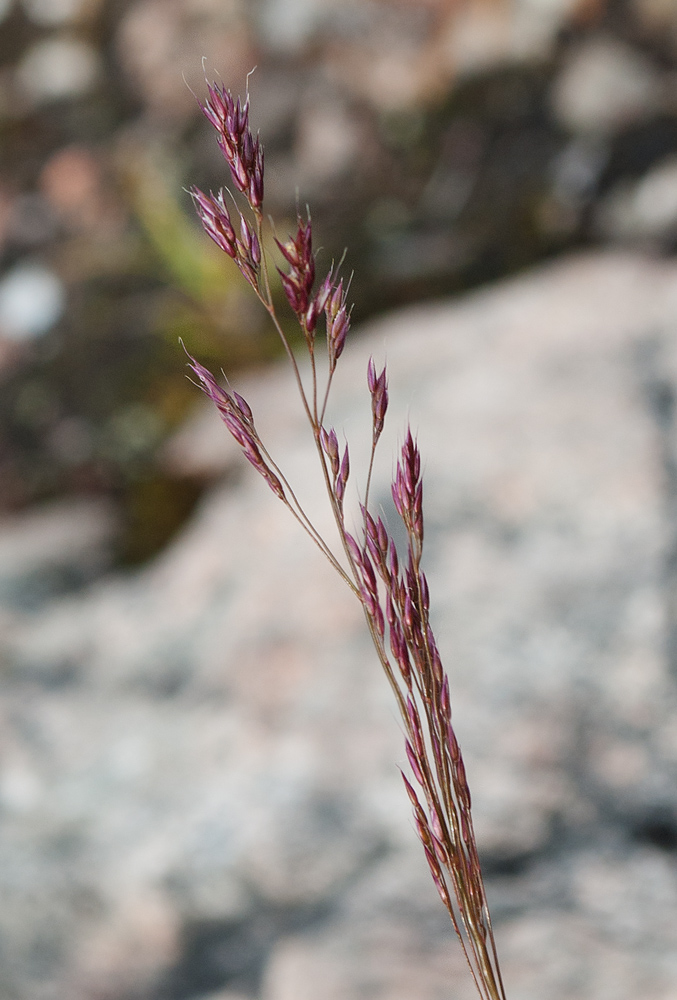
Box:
xmin=320 ymin=426 xmax=340 ymax=477
xmin=192 ymin=187 xmax=237 ymax=259
xmin=186 ymin=352 xmax=283 ymax=501
xmin=335 ymin=443 xmax=350 ymax=506
xmin=276 ymin=216 xmax=316 ymax=326
xmin=392 ymin=429 xmax=424 ymax=542
xmin=367 ymin=358 xmax=388 ymax=442
xmin=199 ymin=82 xmax=264 ymax=211
xmin=190 ymin=76 xmax=507 ymax=1000
xmin=325 ymin=278 xmax=350 ymax=368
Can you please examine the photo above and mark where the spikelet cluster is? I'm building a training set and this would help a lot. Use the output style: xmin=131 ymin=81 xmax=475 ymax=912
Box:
xmin=187 ymin=75 xmax=507 ymax=1000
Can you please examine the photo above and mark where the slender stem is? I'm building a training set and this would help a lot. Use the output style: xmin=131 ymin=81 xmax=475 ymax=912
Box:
xmin=319 ymin=368 xmax=335 ymax=427
xmin=253 ymin=212 xmax=367 ymax=600
xmin=363 ymin=435 xmax=378 ymax=515
xmin=257 ymin=440 xmax=358 ymax=594
xmin=253 ymin=212 xmax=314 ymax=428
xmin=195 ymin=82 xmax=507 ymax=1000
xmin=308 ymin=331 xmax=319 ymax=426
xmin=402 ymin=533 xmax=504 ymax=1000
xmin=365 ymin=616 xmax=408 ymax=722
xmin=283 ymin=502 xmax=353 ymax=588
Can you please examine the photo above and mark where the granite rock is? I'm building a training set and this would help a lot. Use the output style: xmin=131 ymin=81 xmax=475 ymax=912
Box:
xmin=2 ymin=252 xmax=677 ymax=998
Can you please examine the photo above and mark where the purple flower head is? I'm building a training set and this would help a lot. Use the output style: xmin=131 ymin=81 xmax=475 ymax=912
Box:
xmin=199 ymin=80 xmax=233 ymax=133
xmin=326 ymin=278 xmax=344 ymax=320
xmin=328 ymin=306 xmax=349 ymax=364
xmin=344 ymin=531 xmax=362 ymax=567
xmin=185 ymin=349 xmax=284 ymax=501
xmin=320 ymin=426 xmax=340 ymax=477
xmin=367 ymin=358 xmax=377 ymax=392
xmin=336 ymin=443 xmax=350 ymax=505
xmin=275 ymin=216 xmax=315 ymax=322
xmin=189 ymin=79 xmax=508 ymax=1000
xmin=388 ymin=545 xmax=399 ymax=581
xmin=239 ymin=215 xmax=261 ymax=265
xmin=367 ymin=359 xmax=388 ymax=442
xmin=430 ymin=806 xmax=445 ymax=845
xmin=191 ymin=187 xmax=237 ymax=259
xmin=406 ymin=740 xmax=425 ymax=786
xmin=231 ymin=391 xmax=253 ymax=424
xmin=185 ymin=351 xmax=234 ymax=417
xmin=400 ymin=771 xmax=422 ymax=812
xmin=249 ymin=138 xmax=264 ymax=208
xmin=314 ymin=269 xmax=334 ymax=315
xmin=229 ymin=213 xmax=261 ymax=288
xmin=200 ymin=81 xmax=264 ymax=212
xmin=305 ymin=299 xmax=318 ymax=334
xmin=376 ymin=518 xmax=388 ymax=553
xmin=322 ymin=277 xmax=351 ymax=369
xmin=392 ymin=429 xmax=424 ymax=542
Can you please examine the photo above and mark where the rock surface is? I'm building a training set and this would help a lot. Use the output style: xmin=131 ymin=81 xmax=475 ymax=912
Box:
xmin=3 ymin=252 xmax=677 ymax=999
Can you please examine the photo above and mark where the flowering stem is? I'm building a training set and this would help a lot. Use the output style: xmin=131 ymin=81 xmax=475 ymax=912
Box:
xmin=189 ymin=75 xmax=508 ymax=1000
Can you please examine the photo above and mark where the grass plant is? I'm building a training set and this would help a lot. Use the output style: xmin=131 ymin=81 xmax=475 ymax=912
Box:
xmin=187 ymin=75 xmax=507 ymax=1000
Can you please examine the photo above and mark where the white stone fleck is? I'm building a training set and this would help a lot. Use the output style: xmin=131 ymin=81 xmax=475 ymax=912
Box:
xmin=0 ymin=261 xmax=65 ymax=341
xmin=16 ymin=37 xmax=101 ymax=103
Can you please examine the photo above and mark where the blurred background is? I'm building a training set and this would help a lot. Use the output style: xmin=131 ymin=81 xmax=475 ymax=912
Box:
xmin=1 ymin=0 xmax=676 ymax=562
xmin=2 ymin=1 xmax=677 ymax=999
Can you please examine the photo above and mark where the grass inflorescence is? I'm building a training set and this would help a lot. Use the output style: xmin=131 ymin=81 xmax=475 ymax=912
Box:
xmin=187 ymin=74 xmax=507 ymax=1000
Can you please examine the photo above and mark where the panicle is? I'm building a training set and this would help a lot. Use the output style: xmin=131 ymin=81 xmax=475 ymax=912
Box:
xmin=232 ymin=390 xmax=253 ymax=423
xmin=400 ymin=771 xmax=422 ymax=811
xmin=320 ymin=426 xmax=340 ymax=477
xmin=184 ymin=352 xmax=234 ymax=419
xmin=186 ymin=352 xmax=284 ymax=501
xmin=191 ymin=187 xmax=237 ymax=259
xmin=362 ymin=506 xmax=380 ymax=564
xmin=191 ymin=77 xmax=506 ymax=1000
xmin=367 ymin=358 xmax=388 ymax=443
xmin=335 ymin=443 xmax=350 ymax=506
xmin=325 ymin=278 xmax=350 ymax=369
xmin=344 ymin=531 xmax=362 ymax=566
xmin=405 ymin=740 xmax=425 ymax=786
xmin=276 ymin=215 xmax=316 ymax=328
xmin=192 ymin=186 xmax=260 ymax=288
xmin=200 ymin=81 xmax=264 ymax=211
xmin=234 ymin=214 xmax=261 ymax=288
xmin=392 ymin=428 xmax=424 ymax=543
xmin=314 ymin=268 xmax=334 ymax=315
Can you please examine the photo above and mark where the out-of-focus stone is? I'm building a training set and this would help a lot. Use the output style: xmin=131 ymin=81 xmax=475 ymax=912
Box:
xmin=69 ymin=888 xmax=181 ymax=999
xmin=552 ymin=37 xmax=662 ymax=134
xmin=294 ymin=90 xmax=361 ymax=186
xmin=595 ymin=155 xmax=677 ymax=242
xmin=116 ymin=0 xmax=253 ymax=121
xmin=443 ymin=0 xmax=581 ymax=75
xmin=633 ymin=0 xmax=677 ymax=51
xmin=256 ymin=0 xmax=324 ymax=53
xmin=325 ymin=0 xmax=585 ymax=110
xmin=19 ymin=0 xmax=101 ymax=26
xmin=0 ymin=497 xmax=117 ymax=609
xmin=5 ymin=193 xmax=58 ymax=248
xmin=16 ymin=37 xmax=102 ymax=103
xmin=262 ymin=849 xmax=476 ymax=1000
xmin=39 ymin=146 xmax=117 ymax=236
xmin=0 ymin=261 xmax=65 ymax=341
xmin=196 ymin=993 xmax=253 ymax=1000
xmin=4 ymin=253 xmax=677 ymax=998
